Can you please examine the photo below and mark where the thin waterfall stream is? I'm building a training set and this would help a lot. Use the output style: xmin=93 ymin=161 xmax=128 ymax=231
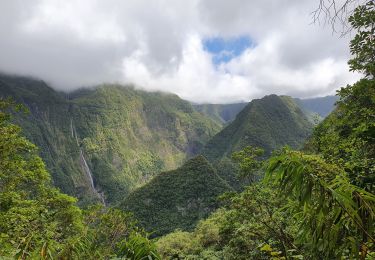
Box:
xmin=71 ymin=118 xmax=106 ymax=205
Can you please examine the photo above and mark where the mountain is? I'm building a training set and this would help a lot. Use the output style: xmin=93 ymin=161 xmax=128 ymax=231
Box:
xmin=121 ymin=95 xmax=315 ymax=236
xmin=194 ymin=96 xmax=337 ymax=127
xmin=294 ymin=95 xmax=338 ymax=118
xmin=0 ymin=75 xmax=86 ymax=198
xmin=120 ymin=156 xmax=232 ymax=236
xmin=0 ymin=74 xmax=221 ymax=205
xmin=201 ymin=95 xmax=314 ymax=161
xmin=193 ymin=103 xmax=248 ymax=125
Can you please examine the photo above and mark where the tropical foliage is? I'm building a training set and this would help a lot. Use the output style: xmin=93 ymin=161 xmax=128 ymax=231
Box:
xmin=266 ymin=150 xmax=375 ymax=258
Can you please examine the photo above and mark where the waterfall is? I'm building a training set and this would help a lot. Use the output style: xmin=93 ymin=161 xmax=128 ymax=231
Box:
xmin=80 ymin=150 xmax=95 ymax=192
xmin=71 ymin=118 xmax=79 ymax=146
xmin=71 ymin=118 xmax=106 ymax=205
xmin=70 ymin=118 xmax=74 ymax=138
xmin=79 ymin=150 xmax=106 ymax=205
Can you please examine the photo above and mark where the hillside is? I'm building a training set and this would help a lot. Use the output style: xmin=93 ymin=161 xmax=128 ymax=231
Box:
xmin=0 ymin=75 xmax=86 ymax=198
xmin=194 ymin=96 xmax=336 ymax=127
xmin=121 ymin=156 xmax=232 ymax=236
xmin=201 ymin=95 xmax=314 ymax=161
xmin=193 ymin=103 xmax=248 ymax=125
xmin=296 ymin=95 xmax=338 ymax=117
xmin=0 ymin=74 xmax=221 ymax=205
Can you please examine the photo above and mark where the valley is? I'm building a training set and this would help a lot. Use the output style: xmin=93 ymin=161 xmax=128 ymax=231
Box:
xmin=0 ymin=73 xmax=336 ymax=234
xmin=0 ymin=69 xmax=372 ymax=259
xmin=0 ymin=0 xmax=373 ymax=258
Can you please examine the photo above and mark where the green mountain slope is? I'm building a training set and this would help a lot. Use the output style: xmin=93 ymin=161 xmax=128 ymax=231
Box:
xmin=121 ymin=156 xmax=232 ymax=236
xmin=194 ymin=96 xmax=336 ymax=127
xmin=0 ymin=74 xmax=221 ymax=205
xmin=295 ymin=95 xmax=338 ymax=118
xmin=0 ymin=75 xmax=84 ymax=198
xmin=193 ymin=103 xmax=248 ymax=125
xmin=201 ymin=95 xmax=314 ymax=161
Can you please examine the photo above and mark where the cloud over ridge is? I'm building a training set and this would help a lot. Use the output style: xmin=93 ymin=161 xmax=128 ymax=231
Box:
xmin=0 ymin=0 xmax=360 ymax=103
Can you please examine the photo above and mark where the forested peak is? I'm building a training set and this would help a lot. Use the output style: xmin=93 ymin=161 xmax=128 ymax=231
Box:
xmin=121 ymin=154 xmax=232 ymax=236
xmin=235 ymin=94 xmax=306 ymax=120
xmin=0 ymin=74 xmax=64 ymax=105
xmin=178 ymin=155 xmax=214 ymax=173
xmin=201 ymin=93 xmax=313 ymax=161
xmin=71 ymin=83 xmax=180 ymax=100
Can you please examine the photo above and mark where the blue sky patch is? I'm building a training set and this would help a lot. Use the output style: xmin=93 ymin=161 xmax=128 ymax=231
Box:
xmin=203 ymin=35 xmax=253 ymax=65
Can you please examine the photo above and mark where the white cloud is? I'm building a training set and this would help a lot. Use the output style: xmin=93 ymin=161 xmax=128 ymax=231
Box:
xmin=23 ymin=0 xmax=126 ymax=44
xmin=0 ymin=0 xmax=361 ymax=103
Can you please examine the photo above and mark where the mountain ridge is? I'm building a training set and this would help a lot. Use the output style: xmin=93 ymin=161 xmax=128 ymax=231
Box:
xmin=201 ymin=94 xmax=314 ymax=161
xmin=0 ymin=74 xmax=221 ymax=205
xmin=121 ymin=94 xmax=318 ymax=236
xmin=193 ymin=95 xmax=337 ymax=125
xmin=0 ymin=73 xmax=327 ymax=206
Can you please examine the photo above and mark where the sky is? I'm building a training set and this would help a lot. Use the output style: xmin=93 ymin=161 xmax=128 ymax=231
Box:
xmin=0 ymin=0 xmax=362 ymax=103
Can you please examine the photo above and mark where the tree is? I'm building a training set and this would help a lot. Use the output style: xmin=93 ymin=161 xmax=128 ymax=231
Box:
xmin=266 ymin=3 xmax=375 ymax=258
xmin=231 ymin=146 xmax=264 ymax=182
xmin=348 ymin=1 xmax=375 ymax=78
xmin=81 ymin=205 xmax=160 ymax=259
xmin=156 ymin=2 xmax=374 ymax=259
xmin=312 ymin=0 xmax=370 ymax=33
xmin=310 ymin=1 xmax=374 ymax=192
xmin=266 ymin=149 xmax=375 ymax=259
xmin=0 ymin=98 xmax=84 ymax=258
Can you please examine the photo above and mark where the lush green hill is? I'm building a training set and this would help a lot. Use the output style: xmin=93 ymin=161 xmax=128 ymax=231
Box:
xmin=201 ymin=95 xmax=314 ymax=161
xmin=193 ymin=103 xmax=248 ymax=125
xmin=121 ymin=156 xmax=232 ymax=236
xmin=0 ymin=74 xmax=221 ymax=205
xmin=194 ymin=96 xmax=336 ymax=127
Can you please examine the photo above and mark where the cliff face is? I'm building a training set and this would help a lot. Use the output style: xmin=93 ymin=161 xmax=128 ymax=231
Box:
xmin=0 ymin=74 xmax=221 ymax=205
